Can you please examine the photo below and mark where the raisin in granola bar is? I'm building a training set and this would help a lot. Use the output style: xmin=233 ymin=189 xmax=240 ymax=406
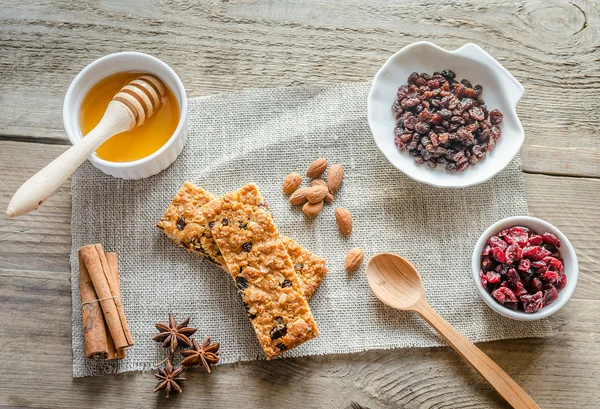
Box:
xmin=158 ymin=182 xmax=327 ymax=299
xmin=200 ymin=183 xmax=319 ymax=359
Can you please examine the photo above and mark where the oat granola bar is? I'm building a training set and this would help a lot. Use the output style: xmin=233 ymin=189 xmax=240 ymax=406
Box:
xmin=158 ymin=182 xmax=327 ymax=299
xmin=156 ymin=182 xmax=225 ymax=267
xmin=200 ymin=183 xmax=319 ymax=359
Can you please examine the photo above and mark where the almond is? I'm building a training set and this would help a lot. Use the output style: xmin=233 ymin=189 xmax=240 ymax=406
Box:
xmin=306 ymin=185 xmax=329 ymax=203
xmin=282 ymin=172 xmax=303 ymax=194
xmin=302 ymin=200 xmax=324 ymax=217
xmin=335 ymin=207 xmax=352 ymax=236
xmin=311 ymin=179 xmax=327 ymax=187
xmin=324 ymin=192 xmax=334 ymax=203
xmin=289 ymin=187 xmax=309 ymax=205
xmin=306 ymin=158 xmax=328 ymax=178
xmin=327 ymin=164 xmax=344 ymax=193
xmin=345 ymin=247 xmax=364 ymax=273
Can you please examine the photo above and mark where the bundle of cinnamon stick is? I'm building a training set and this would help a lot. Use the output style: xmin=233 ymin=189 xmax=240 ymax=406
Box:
xmin=79 ymin=244 xmax=133 ymax=360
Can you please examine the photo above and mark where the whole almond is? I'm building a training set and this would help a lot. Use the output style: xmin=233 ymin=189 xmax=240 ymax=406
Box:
xmin=345 ymin=248 xmax=364 ymax=273
xmin=311 ymin=179 xmax=327 ymax=187
xmin=289 ymin=187 xmax=309 ymax=205
xmin=306 ymin=158 xmax=328 ymax=178
xmin=324 ymin=192 xmax=334 ymax=203
xmin=335 ymin=207 xmax=352 ymax=236
xmin=303 ymin=201 xmax=324 ymax=217
xmin=306 ymin=185 xmax=329 ymax=203
xmin=282 ymin=172 xmax=303 ymax=194
xmin=327 ymin=164 xmax=344 ymax=193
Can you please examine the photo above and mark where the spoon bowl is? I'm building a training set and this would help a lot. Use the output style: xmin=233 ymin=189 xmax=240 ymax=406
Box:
xmin=365 ymin=252 xmax=540 ymax=409
xmin=366 ymin=253 xmax=425 ymax=310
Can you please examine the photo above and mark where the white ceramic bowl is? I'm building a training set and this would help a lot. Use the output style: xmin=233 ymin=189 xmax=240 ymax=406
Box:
xmin=471 ymin=216 xmax=578 ymax=320
xmin=63 ymin=52 xmax=188 ymax=179
xmin=368 ymin=41 xmax=525 ymax=188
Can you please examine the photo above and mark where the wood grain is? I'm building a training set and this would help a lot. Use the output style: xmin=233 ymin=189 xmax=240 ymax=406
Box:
xmin=1 ymin=141 xmax=600 ymax=408
xmin=0 ymin=0 xmax=599 ymax=177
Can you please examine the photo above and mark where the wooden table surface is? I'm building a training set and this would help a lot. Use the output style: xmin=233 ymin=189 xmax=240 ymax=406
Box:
xmin=1 ymin=1 xmax=599 ymax=408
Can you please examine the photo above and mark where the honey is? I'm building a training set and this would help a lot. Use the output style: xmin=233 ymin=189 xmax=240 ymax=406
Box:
xmin=79 ymin=72 xmax=180 ymax=162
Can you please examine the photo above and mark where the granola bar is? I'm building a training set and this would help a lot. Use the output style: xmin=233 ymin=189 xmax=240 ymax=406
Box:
xmin=156 ymin=182 xmax=225 ymax=267
xmin=200 ymin=183 xmax=319 ymax=359
xmin=158 ymin=182 xmax=328 ymax=299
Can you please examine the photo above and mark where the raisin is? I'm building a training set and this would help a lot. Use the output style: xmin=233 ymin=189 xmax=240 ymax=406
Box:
xmin=176 ymin=218 xmax=186 ymax=231
xmin=276 ymin=342 xmax=287 ymax=351
xmin=281 ymin=279 xmax=292 ymax=288
xmin=270 ymin=318 xmax=287 ymax=340
xmin=441 ymin=69 xmax=456 ymax=79
xmin=236 ymin=276 xmax=248 ymax=292
xmin=242 ymin=242 xmax=253 ymax=252
xmin=208 ymin=221 xmax=215 ymax=229
xmin=473 ymin=84 xmax=483 ymax=96
xmin=489 ymin=109 xmax=504 ymax=124
xmin=222 ymin=218 xmax=229 ymax=226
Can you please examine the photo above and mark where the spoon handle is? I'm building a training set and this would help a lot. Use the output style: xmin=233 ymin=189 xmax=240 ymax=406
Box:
xmin=416 ymin=302 xmax=540 ymax=409
xmin=6 ymin=102 xmax=133 ymax=218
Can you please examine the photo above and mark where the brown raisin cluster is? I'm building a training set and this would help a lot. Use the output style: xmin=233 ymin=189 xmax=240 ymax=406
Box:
xmin=392 ymin=70 xmax=504 ymax=172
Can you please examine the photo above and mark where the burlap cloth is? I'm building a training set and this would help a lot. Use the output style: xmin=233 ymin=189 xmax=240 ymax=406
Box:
xmin=70 ymin=83 xmax=551 ymax=377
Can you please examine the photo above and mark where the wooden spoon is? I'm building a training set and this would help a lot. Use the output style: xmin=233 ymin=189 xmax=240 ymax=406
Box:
xmin=366 ymin=253 xmax=540 ymax=409
xmin=6 ymin=75 xmax=165 ymax=218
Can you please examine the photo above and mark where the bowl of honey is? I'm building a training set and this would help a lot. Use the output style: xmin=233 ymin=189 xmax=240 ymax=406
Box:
xmin=63 ymin=52 xmax=188 ymax=179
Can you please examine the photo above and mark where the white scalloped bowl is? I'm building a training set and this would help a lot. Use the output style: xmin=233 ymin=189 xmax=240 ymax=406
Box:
xmin=368 ymin=42 xmax=525 ymax=188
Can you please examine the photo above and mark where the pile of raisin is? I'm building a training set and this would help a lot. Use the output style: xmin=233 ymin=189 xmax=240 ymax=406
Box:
xmin=480 ymin=226 xmax=566 ymax=313
xmin=392 ymin=70 xmax=504 ymax=172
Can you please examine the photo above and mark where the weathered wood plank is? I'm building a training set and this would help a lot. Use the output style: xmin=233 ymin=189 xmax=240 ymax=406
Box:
xmin=1 ymin=0 xmax=599 ymax=176
xmin=1 ymin=267 xmax=598 ymax=409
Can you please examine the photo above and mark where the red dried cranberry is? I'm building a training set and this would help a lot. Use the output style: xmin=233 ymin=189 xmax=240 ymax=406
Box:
xmin=522 ymin=246 xmax=552 ymax=261
xmin=482 ymin=256 xmax=494 ymax=271
xmin=530 ymin=277 xmax=543 ymax=293
xmin=505 ymin=244 xmax=523 ymax=264
xmin=557 ymin=274 xmax=567 ymax=291
xmin=491 ymin=248 xmax=507 ymax=263
xmin=481 ymin=245 xmax=492 ymax=256
xmin=543 ymin=286 xmax=559 ymax=306
xmin=543 ymin=257 xmax=564 ymax=273
xmin=528 ymin=235 xmax=543 ymax=246
xmin=492 ymin=287 xmax=517 ymax=304
xmin=541 ymin=232 xmax=561 ymax=248
xmin=486 ymin=271 xmax=501 ymax=284
xmin=542 ymin=270 xmax=559 ymax=284
xmin=488 ymin=236 xmax=508 ymax=251
xmin=480 ymin=270 xmax=488 ymax=287
xmin=517 ymin=258 xmax=530 ymax=272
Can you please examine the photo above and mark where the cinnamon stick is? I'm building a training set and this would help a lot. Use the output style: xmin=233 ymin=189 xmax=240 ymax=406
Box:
xmin=78 ymin=251 xmax=109 ymax=359
xmin=106 ymin=252 xmax=126 ymax=360
xmin=79 ymin=244 xmax=134 ymax=349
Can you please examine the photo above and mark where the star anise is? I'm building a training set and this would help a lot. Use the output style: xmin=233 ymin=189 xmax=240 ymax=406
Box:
xmin=181 ymin=337 xmax=221 ymax=372
xmin=153 ymin=313 xmax=198 ymax=354
xmin=153 ymin=361 xmax=186 ymax=398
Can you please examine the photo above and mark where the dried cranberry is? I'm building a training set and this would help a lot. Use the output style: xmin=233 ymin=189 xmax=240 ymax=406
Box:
xmin=480 ymin=270 xmax=488 ymax=287
xmin=482 ymin=256 xmax=494 ymax=271
xmin=492 ymin=287 xmax=517 ymax=304
xmin=543 ymin=286 xmax=559 ymax=306
xmin=486 ymin=271 xmax=501 ymax=284
xmin=522 ymin=246 xmax=552 ymax=261
xmin=488 ymin=236 xmax=508 ymax=251
xmin=543 ymin=257 xmax=564 ymax=273
xmin=491 ymin=248 xmax=507 ymax=263
xmin=517 ymin=258 xmax=530 ymax=272
xmin=481 ymin=245 xmax=492 ymax=256
xmin=528 ymin=235 xmax=543 ymax=246
xmin=541 ymin=232 xmax=561 ymax=248
xmin=505 ymin=244 xmax=523 ymax=264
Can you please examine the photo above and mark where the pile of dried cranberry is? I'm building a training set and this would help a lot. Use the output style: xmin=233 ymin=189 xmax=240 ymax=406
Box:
xmin=480 ymin=226 xmax=565 ymax=313
xmin=392 ymin=70 xmax=503 ymax=172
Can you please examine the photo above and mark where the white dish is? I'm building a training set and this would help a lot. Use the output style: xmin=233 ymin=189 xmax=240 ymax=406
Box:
xmin=367 ymin=41 xmax=525 ymax=188
xmin=471 ymin=216 xmax=578 ymax=321
xmin=63 ymin=52 xmax=188 ymax=180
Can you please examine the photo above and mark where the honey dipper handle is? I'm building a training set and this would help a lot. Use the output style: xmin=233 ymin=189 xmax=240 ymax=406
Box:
xmin=6 ymin=102 xmax=135 ymax=217
xmin=415 ymin=302 xmax=540 ymax=409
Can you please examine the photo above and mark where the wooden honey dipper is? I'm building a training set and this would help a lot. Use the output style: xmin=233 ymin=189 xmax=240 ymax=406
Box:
xmin=6 ymin=75 xmax=165 ymax=218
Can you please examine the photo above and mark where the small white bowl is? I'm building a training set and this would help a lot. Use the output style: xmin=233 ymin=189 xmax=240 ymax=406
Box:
xmin=368 ymin=41 xmax=525 ymax=188
xmin=471 ymin=216 xmax=578 ymax=320
xmin=63 ymin=52 xmax=188 ymax=179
